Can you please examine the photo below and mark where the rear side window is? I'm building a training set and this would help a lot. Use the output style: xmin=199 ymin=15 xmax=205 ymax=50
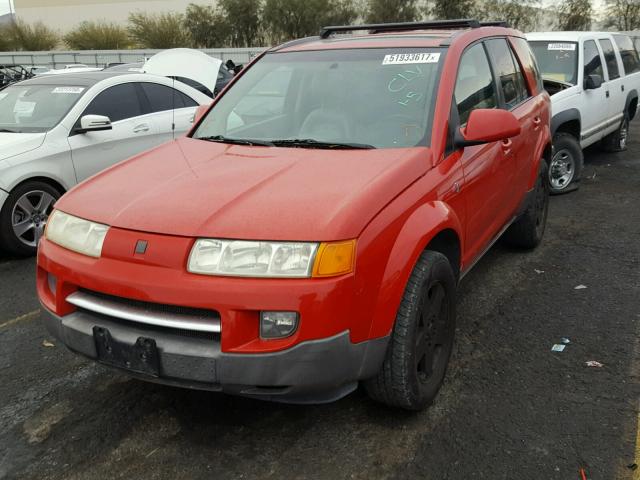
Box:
xmin=455 ymin=43 xmax=497 ymax=125
xmin=584 ymin=40 xmax=604 ymax=81
xmin=485 ymin=38 xmax=528 ymax=109
xmin=599 ymin=39 xmax=620 ymax=80
xmin=613 ymin=34 xmax=640 ymax=74
xmin=82 ymin=83 xmax=143 ymax=122
xmin=140 ymin=82 xmax=198 ymax=113
xmin=511 ymin=37 xmax=544 ymax=93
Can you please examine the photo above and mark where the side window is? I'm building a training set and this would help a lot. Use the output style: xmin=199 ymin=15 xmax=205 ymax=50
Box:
xmin=485 ymin=38 xmax=526 ymax=109
xmin=454 ymin=43 xmax=497 ymax=125
xmin=511 ymin=37 xmax=543 ymax=94
xmin=613 ymin=34 xmax=640 ymax=75
xmin=509 ymin=48 xmax=530 ymax=103
xmin=584 ymin=40 xmax=604 ymax=81
xmin=140 ymin=82 xmax=197 ymax=113
xmin=599 ymin=39 xmax=620 ymax=80
xmin=82 ymin=83 xmax=142 ymax=122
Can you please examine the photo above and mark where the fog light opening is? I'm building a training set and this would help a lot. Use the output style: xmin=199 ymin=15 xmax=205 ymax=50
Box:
xmin=47 ymin=273 xmax=57 ymax=296
xmin=260 ymin=311 xmax=299 ymax=339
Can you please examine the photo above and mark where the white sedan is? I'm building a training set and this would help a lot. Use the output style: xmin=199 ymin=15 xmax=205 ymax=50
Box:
xmin=0 ymin=71 xmax=211 ymax=255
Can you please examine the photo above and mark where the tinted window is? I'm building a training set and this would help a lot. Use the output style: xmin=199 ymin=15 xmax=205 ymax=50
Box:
xmin=486 ymin=38 xmax=528 ymax=108
xmin=599 ymin=38 xmax=620 ymax=80
xmin=509 ymin=48 xmax=530 ymax=103
xmin=613 ymin=34 xmax=640 ymax=74
xmin=140 ymin=82 xmax=198 ymax=113
xmin=83 ymin=83 xmax=142 ymax=122
xmin=455 ymin=43 xmax=497 ymax=124
xmin=584 ymin=40 xmax=604 ymax=81
xmin=512 ymin=37 xmax=543 ymax=93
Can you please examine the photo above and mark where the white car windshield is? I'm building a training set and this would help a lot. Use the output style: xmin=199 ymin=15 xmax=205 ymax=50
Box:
xmin=0 ymin=84 xmax=86 ymax=133
xmin=194 ymin=48 xmax=444 ymax=149
xmin=529 ymin=41 xmax=578 ymax=85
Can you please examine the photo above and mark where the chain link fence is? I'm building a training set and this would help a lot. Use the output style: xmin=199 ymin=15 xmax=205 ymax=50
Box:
xmin=0 ymin=48 xmax=266 ymax=69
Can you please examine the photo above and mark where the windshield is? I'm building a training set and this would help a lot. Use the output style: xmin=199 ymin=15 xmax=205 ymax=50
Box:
xmin=193 ymin=48 xmax=444 ymax=149
xmin=529 ymin=41 xmax=578 ymax=85
xmin=0 ymin=84 xmax=86 ymax=133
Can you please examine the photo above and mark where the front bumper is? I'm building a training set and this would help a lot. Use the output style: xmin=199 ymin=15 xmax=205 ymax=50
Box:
xmin=41 ymin=306 xmax=388 ymax=403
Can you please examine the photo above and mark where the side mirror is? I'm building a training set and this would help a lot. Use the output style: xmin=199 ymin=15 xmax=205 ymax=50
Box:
xmin=193 ymin=104 xmax=210 ymax=124
xmin=585 ymin=74 xmax=603 ymax=90
xmin=75 ymin=115 xmax=112 ymax=134
xmin=455 ymin=109 xmax=521 ymax=148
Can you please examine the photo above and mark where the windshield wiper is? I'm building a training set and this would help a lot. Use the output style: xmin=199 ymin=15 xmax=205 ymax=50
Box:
xmin=271 ymin=139 xmax=376 ymax=149
xmin=198 ymin=135 xmax=274 ymax=147
xmin=0 ymin=128 xmax=20 ymax=133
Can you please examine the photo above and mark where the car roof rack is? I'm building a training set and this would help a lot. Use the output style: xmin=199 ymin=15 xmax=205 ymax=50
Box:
xmin=320 ymin=19 xmax=483 ymax=39
xmin=480 ymin=21 xmax=510 ymax=27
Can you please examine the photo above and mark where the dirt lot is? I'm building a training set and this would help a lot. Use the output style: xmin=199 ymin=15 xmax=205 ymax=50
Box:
xmin=1 ymin=125 xmax=639 ymax=480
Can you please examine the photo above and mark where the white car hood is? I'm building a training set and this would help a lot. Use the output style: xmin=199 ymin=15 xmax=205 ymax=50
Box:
xmin=143 ymin=48 xmax=222 ymax=95
xmin=0 ymin=132 xmax=46 ymax=161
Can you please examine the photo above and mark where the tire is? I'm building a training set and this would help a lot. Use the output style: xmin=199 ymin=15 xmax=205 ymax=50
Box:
xmin=549 ymin=133 xmax=583 ymax=194
xmin=600 ymin=114 xmax=629 ymax=152
xmin=0 ymin=181 xmax=61 ymax=257
xmin=364 ymin=250 xmax=456 ymax=411
xmin=504 ymin=160 xmax=550 ymax=249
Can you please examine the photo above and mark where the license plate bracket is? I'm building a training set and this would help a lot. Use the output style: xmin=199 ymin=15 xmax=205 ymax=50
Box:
xmin=93 ymin=326 xmax=160 ymax=377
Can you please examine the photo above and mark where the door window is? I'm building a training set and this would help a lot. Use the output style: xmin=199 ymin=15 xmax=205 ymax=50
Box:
xmin=454 ymin=43 xmax=497 ymax=125
xmin=613 ymin=34 xmax=640 ymax=75
xmin=82 ymin=83 xmax=143 ymax=122
xmin=140 ymin=82 xmax=198 ymax=113
xmin=584 ymin=40 xmax=604 ymax=81
xmin=599 ymin=39 xmax=620 ymax=80
xmin=485 ymin=38 xmax=528 ymax=109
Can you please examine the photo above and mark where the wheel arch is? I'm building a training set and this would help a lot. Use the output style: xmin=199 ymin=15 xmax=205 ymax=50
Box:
xmin=551 ymin=109 xmax=581 ymax=138
xmin=10 ymin=176 xmax=67 ymax=197
xmin=366 ymin=201 xmax=463 ymax=340
xmin=625 ymin=90 xmax=638 ymax=120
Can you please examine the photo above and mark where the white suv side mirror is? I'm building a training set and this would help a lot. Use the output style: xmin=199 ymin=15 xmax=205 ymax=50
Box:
xmin=76 ymin=115 xmax=112 ymax=134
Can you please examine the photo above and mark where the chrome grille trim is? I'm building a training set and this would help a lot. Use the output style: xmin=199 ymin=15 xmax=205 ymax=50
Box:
xmin=66 ymin=291 xmax=221 ymax=333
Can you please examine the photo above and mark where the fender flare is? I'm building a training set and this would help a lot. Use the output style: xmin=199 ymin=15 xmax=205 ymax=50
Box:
xmin=366 ymin=201 xmax=463 ymax=340
xmin=624 ymin=89 xmax=638 ymax=120
xmin=551 ymin=108 xmax=581 ymax=137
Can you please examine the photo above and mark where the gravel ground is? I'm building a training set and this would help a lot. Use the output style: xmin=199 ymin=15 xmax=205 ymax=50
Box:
xmin=0 ymin=125 xmax=639 ymax=480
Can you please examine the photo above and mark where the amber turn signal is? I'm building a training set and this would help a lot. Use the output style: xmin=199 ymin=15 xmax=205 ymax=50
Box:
xmin=312 ymin=240 xmax=356 ymax=277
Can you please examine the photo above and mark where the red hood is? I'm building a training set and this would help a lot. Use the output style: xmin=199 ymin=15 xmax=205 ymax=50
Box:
xmin=58 ymin=138 xmax=430 ymax=241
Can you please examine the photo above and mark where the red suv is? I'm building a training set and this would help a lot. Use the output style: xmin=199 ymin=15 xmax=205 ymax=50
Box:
xmin=37 ymin=20 xmax=551 ymax=410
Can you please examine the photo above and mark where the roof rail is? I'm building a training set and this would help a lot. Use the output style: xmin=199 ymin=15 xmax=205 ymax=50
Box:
xmin=320 ymin=19 xmax=482 ymax=39
xmin=480 ymin=21 xmax=510 ymax=27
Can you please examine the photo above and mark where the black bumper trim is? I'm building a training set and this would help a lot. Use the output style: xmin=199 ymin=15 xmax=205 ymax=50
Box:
xmin=41 ymin=305 xmax=389 ymax=404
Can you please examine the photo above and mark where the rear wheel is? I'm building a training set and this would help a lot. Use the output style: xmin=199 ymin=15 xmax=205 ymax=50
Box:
xmin=364 ymin=250 xmax=456 ymax=411
xmin=0 ymin=181 xmax=61 ymax=257
xmin=601 ymin=114 xmax=629 ymax=152
xmin=504 ymin=161 xmax=550 ymax=249
xmin=549 ymin=133 xmax=583 ymax=194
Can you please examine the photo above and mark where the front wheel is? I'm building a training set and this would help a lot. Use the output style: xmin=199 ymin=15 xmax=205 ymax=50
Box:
xmin=549 ymin=133 xmax=583 ymax=194
xmin=0 ymin=181 xmax=61 ymax=256
xmin=364 ymin=250 xmax=456 ymax=411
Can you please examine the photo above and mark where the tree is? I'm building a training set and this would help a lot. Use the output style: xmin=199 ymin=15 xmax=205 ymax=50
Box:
xmin=604 ymin=0 xmax=640 ymax=30
xmin=556 ymin=0 xmax=592 ymax=30
xmin=184 ymin=4 xmax=231 ymax=48
xmin=64 ymin=21 xmax=131 ymax=50
xmin=128 ymin=12 xmax=191 ymax=49
xmin=6 ymin=20 xmax=59 ymax=51
xmin=219 ymin=0 xmax=263 ymax=47
xmin=366 ymin=0 xmax=420 ymax=23
xmin=263 ymin=0 xmax=358 ymax=43
xmin=481 ymin=0 xmax=540 ymax=32
xmin=430 ymin=0 xmax=477 ymax=19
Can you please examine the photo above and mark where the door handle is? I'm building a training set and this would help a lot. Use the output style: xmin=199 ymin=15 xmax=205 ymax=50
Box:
xmin=501 ymin=139 xmax=513 ymax=154
xmin=606 ymin=90 xmax=610 ymax=98
xmin=533 ymin=116 xmax=542 ymax=130
xmin=622 ymin=84 xmax=625 ymax=92
xmin=133 ymin=124 xmax=150 ymax=133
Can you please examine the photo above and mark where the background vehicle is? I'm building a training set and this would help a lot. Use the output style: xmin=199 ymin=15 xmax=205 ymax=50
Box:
xmin=0 ymin=72 xmax=211 ymax=256
xmin=37 ymin=20 xmax=551 ymax=411
xmin=528 ymin=32 xmax=640 ymax=193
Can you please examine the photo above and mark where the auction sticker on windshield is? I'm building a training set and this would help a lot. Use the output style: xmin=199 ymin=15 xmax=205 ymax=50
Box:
xmin=382 ymin=53 xmax=440 ymax=65
xmin=547 ymin=43 xmax=576 ymax=51
xmin=52 ymin=87 xmax=85 ymax=94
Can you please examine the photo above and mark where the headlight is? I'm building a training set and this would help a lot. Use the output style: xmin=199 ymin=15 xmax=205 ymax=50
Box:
xmin=188 ymin=239 xmax=319 ymax=277
xmin=45 ymin=210 xmax=109 ymax=258
xmin=188 ymin=238 xmax=357 ymax=278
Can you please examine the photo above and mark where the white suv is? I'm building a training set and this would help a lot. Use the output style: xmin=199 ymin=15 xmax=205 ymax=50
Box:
xmin=527 ymin=32 xmax=640 ymax=193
